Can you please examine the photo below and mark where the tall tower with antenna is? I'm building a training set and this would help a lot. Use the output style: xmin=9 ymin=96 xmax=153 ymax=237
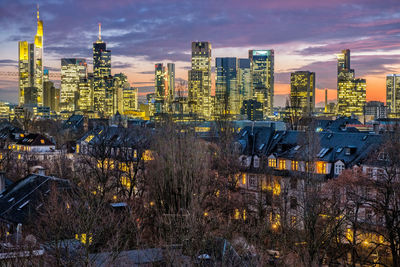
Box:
xmin=34 ymin=4 xmax=44 ymax=106
xmin=93 ymin=23 xmax=111 ymax=114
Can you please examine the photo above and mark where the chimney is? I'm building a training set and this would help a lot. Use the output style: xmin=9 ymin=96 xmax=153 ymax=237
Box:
xmin=37 ymin=167 xmax=46 ymax=176
xmin=0 ymin=171 xmax=5 ymax=193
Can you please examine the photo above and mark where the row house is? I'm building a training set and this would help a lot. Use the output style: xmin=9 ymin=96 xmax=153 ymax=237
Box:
xmin=236 ymin=126 xmax=382 ymax=227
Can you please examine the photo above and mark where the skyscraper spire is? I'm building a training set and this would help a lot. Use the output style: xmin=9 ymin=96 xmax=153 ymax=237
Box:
xmin=98 ymin=23 xmax=101 ymax=40
xmin=37 ymin=4 xmax=39 ymax=21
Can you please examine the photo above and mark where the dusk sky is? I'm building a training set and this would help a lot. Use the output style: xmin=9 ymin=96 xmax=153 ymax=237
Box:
xmin=0 ymin=0 xmax=399 ymax=105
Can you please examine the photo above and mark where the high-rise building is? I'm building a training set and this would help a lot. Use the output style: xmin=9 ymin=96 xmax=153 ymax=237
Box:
xmin=241 ymin=99 xmax=263 ymax=121
xmin=112 ymin=73 xmax=130 ymax=115
xmin=215 ymin=57 xmax=239 ymax=117
xmin=34 ymin=6 xmax=44 ymax=106
xmin=365 ymin=101 xmax=387 ymax=119
xmin=188 ymin=42 xmax=212 ymax=120
xmin=337 ymin=49 xmax=366 ymax=117
xmin=249 ymin=50 xmax=274 ymax=117
xmin=93 ymin=24 xmax=111 ymax=114
xmin=238 ymin=59 xmax=252 ymax=105
xmin=78 ymin=73 xmax=94 ymax=113
xmin=18 ymin=6 xmax=44 ymax=107
xmin=386 ymin=74 xmax=400 ymax=118
xmin=43 ymin=76 xmax=58 ymax=112
xmin=154 ymin=63 xmax=167 ymax=114
xmin=60 ymin=58 xmax=87 ymax=112
xmin=123 ymin=87 xmax=138 ymax=115
xmin=290 ymin=71 xmax=315 ymax=116
xmin=167 ymin=63 xmax=175 ymax=102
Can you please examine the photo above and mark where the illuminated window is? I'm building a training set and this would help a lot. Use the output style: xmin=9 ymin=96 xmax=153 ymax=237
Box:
xmin=291 ymin=160 xmax=298 ymax=171
xmin=242 ymin=173 xmax=246 ymax=185
xmin=316 ymin=162 xmax=327 ymax=174
xmin=268 ymin=158 xmax=276 ymax=168
xmin=278 ymin=159 xmax=286 ymax=170
xmin=40 ymin=139 xmax=45 ymax=144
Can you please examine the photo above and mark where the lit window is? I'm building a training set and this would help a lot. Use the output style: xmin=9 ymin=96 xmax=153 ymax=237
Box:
xmin=279 ymin=159 xmax=286 ymax=170
xmin=291 ymin=160 xmax=298 ymax=171
xmin=316 ymin=162 xmax=327 ymax=174
xmin=268 ymin=158 xmax=276 ymax=168
xmin=40 ymin=139 xmax=45 ymax=144
xmin=242 ymin=173 xmax=246 ymax=185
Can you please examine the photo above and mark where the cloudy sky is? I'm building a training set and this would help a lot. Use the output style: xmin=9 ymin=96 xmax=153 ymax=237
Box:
xmin=0 ymin=0 xmax=399 ymax=105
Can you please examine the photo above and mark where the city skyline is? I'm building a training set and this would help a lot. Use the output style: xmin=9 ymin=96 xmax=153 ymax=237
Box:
xmin=0 ymin=0 xmax=399 ymax=105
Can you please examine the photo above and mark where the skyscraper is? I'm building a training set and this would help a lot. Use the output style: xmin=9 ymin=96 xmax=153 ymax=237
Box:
xmin=43 ymin=69 xmax=58 ymax=112
xmin=337 ymin=49 xmax=366 ymax=117
xmin=238 ymin=58 xmax=252 ymax=105
xmin=386 ymin=74 xmax=400 ymax=118
xmin=215 ymin=57 xmax=239 ymax=117
xmin=18 ymin=6 xmax=44 ymax=107
xmin=78 ymin=73 xmax=94 ymax=113
xmin=167 ymin=63 xmax=175 ymax=102
xmin=60 ymin=58 xmax=87 ymax=112
xmin=93 ymin=24 xmax=111 ymax=114
xmin=290 ymin=71 xmax=315 ymax=116
xmin=249 ymin=50 xmax=274 ymax=118
xmin=34 ymin=6 xmax=44 ymax=106
xmin=154 ymin=63 xmax=167 ymax=114
xmin=188 ymin=42 xmax=212 ymax=120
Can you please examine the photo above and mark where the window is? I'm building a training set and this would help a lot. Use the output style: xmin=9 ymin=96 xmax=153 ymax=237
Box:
xmin=335 ymin=162 xmax=344 ymax=175
xmin=253 ymin=156 xmax=260 ymax=168
xmin=249 ymin=175 xmax=257 ymax=187
xmin=316 ymin=162 xmax=327 ymax=174
xmin=279 ymin=159 xmax=286 ymax=170
xmin=291 ymin=160 xmax=298 ymax=171
xmin=268 ymin=158 xmax=276 ymax=168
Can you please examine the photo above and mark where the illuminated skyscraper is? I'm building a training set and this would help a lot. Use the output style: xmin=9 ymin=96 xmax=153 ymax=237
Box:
xmin=93 ymin=24 xmax=111 ymax=113
xmin=249 ymin=50 xmax=274 ymax=117
xmin=386 ymin=74 xmax=400 ymax=118
xmin=111 ymin=73 xmax=130 ymax=115
xmin=215 ymin=57 xmax=239 ymax=117
xmin=238 ymin=59 xmax=252 ymax=105
xmin=60 ymin=58 xmax=87 ymax=112
xmin=78 ymin=73 xmax=94 ymax=113
xmin=337 ymin=49 xmax=366 ymax=117
xmin=123 ymin=87 xmax=138 ymax=115
xmin=18 ymin=41 xmax=34 ymax=105
xmin=167 ymin=63 xmax=175 ymax=102
xmin=188 ymin=42 xmax=212 ymax=120
xmin=154 ymin=63 xmax=167 ymax=114
xmin=290 ymin=71 xmax=315 ymax=116
xmin=34 ymin=5 xmax=44 ymax=106
xmin=18 ymin=6 xmax=44 ymax=106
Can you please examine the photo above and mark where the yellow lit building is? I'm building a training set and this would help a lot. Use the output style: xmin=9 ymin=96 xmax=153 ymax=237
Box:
xmin=188 ymin=42 xmax=212 ymax=120
xmin=290 ymin=71 xmax=315 ymax=117
xmin=60 ymin=58 xmax=87 ymax=112
xmin=386 ymin=74 xmax=400 ymax=118
xmin=337 ymin=49 xmax=366 ymax=117
xmin=249 ymin=50 xmax=274 ymax=118
xmin=18 ymin=6 xmax=44 ymax=107
xmin=78 ymin=73 xmax=94 ymax=113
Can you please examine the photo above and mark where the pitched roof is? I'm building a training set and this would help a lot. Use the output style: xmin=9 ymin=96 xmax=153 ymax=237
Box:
xmin=16 ymin=134 xmax=55 ymax=146
xmin=0 ymin=174 xmax=70 ymax=224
